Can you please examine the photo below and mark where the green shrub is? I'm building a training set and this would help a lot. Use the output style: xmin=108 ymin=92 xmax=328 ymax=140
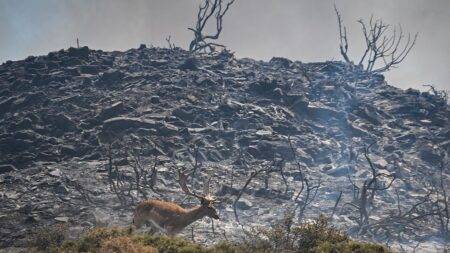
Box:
xmin=251 ymin=214 xmax=348 ymax=252
xmin=314 ymin=240 xmax=388 ymax=253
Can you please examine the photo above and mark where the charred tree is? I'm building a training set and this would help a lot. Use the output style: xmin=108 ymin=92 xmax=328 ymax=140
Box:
xmin=188 ymin=0 xmax=235 ymax=53
xmin=334 ymin=5 xmax=418 ymax=73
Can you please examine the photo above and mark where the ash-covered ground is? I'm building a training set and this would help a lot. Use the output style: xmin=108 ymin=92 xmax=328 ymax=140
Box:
xmin=0 ymin=46 xmax=448 ymax=252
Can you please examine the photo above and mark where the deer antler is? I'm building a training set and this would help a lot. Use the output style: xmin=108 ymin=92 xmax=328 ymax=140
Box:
xmin=203 ymin=174 xmax=212 ymax=195
xmin=203 ymin=174 xmax=218 ymax=203
xmin=178 ymin=170 xmax=204 ymax=200
xmin=179 ymin=170 xmax=218 ymax=204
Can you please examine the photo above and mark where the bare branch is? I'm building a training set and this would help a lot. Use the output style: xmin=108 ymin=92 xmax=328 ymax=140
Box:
xmin=334 ymin=4 xmax=351 ymax=64
xmin=188 ymin=0 xmax=235 ymax=53
xmin=334 ymin=5 xmax=417 ymax=73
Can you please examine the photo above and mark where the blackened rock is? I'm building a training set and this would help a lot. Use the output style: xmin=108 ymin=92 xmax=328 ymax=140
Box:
xmin=0 ymin=164 xmax=16 ymax=174
xmin=326 ymin=166 xmax=356 ymax=177
xmin=248 ymin=140 xmax=294 ymax=161
xmin=269 ymin=57 xmax=292 ymax=68
xmin=406 ymin=88 xmax=421 ymax=96
xmin=98 ymin=69 xmax=125 ymax=85
xmin=156 ymin=122 xmax=179 ymax=136
xmin=45 ymin=113 xmax=78 ymax=133
xmin=419 ymin=147 xmax=442 ymax=165
xmin=67 ymin=46 xmax=90 ymax=58
xmin=321 ymin=63 xmax=343 ymax=75
xmin=96 ymin=102 xmax=129 ymax=121
xmin=254 ymin=188 xmax=271 ymax=197
xmin=60 ymin=145 xmax=78 ymax=157
xmin=273 ymin=87 xmax=283 ymax=97
xmin=0 ymin=138 xmax=34 ymax=153
xmin=307 ymin=102 xmax=345 ymax=120
xmin=145 ymin=73 xmax=163 ymax=82
xmin=217 ymin=185 xmax=239 ymax=196
xmin=172 ymin=107 xmax=195 ymax=121
xmin=179 ymin=57 xmax=198 ymax=70
xmin=286 ymin=93 xmax=309 ymax=113
xmin=150 ymin=60 xmax=169 ymax=67
xmin=103 ymin=117 xmax=157 ymax=132
xmin=53 ymin=182 xmax=69 ymax=195
xmin=197 ymin=77 xmax=218 ymax=87
xmin=79 ymin=64 xmax=102 ymax=75
xmin=0 ymin=97 xmax=14 ymax=114
xmin=13 ymin=92 xmax=48 ymax=110
xmin=150 ymin=96 xmax=160 ymax=104
xmin=235 ymin=198 xmax=253 ymax=210
xmin=249 ymin=78 xmax=278 ymax=95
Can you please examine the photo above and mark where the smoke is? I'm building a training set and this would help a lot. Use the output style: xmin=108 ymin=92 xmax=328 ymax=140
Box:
xmin=1 ymin=0 xmax=449 ymax=90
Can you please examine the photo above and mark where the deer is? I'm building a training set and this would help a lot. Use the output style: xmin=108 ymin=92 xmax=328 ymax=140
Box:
xmin=132 ymin=170 xmax=219 ymax=235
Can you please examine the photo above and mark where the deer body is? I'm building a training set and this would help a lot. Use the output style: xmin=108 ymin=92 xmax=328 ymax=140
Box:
xmin=132 ymin=170 xmax=219 ymax=235
xmin=133 ymin=199 xmax=219 ymax=235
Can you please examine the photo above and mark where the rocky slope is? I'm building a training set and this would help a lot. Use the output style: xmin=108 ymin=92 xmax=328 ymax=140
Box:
xmin=0 ymin=46 xmax=448 ymax=252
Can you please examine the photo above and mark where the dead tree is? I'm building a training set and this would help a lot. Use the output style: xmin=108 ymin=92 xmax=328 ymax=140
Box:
xmin=165 ymin=36 xmax=176 ymax=50
xmin=288 ymin=136 xmax=321 ymax=221
xmin=128 ymin=145 xmax=159 ymax=199
xmin=232 ymin=159 xmax=277 ymax=223
xmin=434 ymin=155 xmax=449 ymax=239
xmin=342 ymin=143 xmax=395 ymax=234
xmin=423 ymin=84 xmax=448 ymax=106
xmin=103 ymin=137 xmax=161 ymax=208
xmin=365 ymin=188 xmax=439 ymax=241
xmin=188 ymin=0 xmax=235 ymax=53
xmin=334 ymin=5 xmax=418 ymax=73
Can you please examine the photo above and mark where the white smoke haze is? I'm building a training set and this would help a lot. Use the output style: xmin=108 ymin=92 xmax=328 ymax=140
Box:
xmin=1 ymin=0 xmax=449 ymax=91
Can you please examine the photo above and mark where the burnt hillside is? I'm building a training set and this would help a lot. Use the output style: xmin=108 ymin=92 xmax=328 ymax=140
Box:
xmin=0 ymin=46 xmax=448 ymax=251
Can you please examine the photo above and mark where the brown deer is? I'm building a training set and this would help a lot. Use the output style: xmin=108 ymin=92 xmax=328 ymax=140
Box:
xmin=132 ymin=171 xmax=219 ymax=235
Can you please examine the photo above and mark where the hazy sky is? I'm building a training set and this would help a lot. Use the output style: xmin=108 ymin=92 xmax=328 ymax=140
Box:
xmin=1 ymin=0 xmax=449 ymax=91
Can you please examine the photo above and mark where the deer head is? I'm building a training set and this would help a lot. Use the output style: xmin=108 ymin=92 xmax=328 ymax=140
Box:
xmin=178 ymin=170 xmax=219 ymax=220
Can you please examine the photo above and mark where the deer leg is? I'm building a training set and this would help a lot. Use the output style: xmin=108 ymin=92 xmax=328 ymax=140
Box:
xmin=147 ymin=220 xmax=167 ymax=235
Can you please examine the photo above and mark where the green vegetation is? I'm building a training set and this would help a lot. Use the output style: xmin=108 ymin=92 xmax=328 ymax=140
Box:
xmin=28 ymin=216 xmax=389 ymax=253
